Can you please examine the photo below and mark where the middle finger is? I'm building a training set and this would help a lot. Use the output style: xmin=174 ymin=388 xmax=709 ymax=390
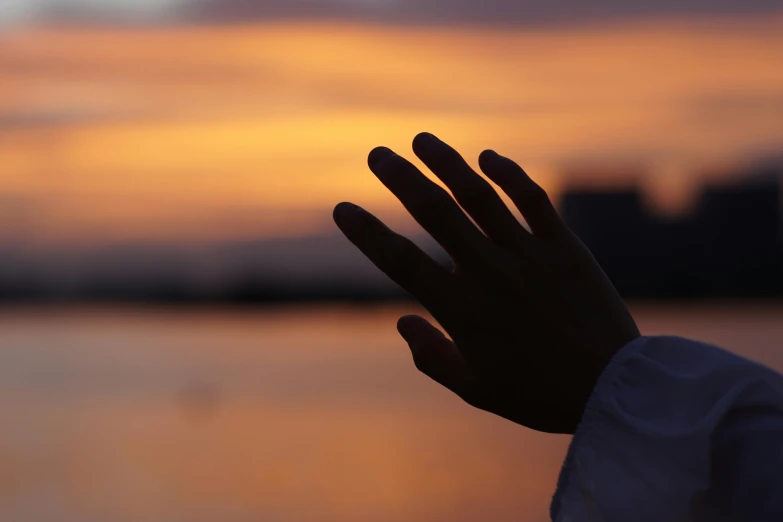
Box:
xmin=368 ymin=146 xmax=494 ymax=268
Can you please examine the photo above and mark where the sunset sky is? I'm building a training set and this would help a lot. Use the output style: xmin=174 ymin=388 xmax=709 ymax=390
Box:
xmin=1 ymin=1 xmax=782 ymax=245
xmin=1 ymin=5 xmax=783 ymax=514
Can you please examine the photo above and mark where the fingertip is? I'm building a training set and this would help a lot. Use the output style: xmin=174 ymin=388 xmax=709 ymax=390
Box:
xmin=397 ymin=314 xmax=447 ymax=345
xmin=479 ymin=150 xmax=530 ymax=184
xmin=478 ymin=149 xmax=500 ymax=166
xmin=333 ymin=201 xmax=356 ymax=222
xmin=396 ymin=314 xmax=423 ymax=341
xmin=368 ymin=146 xmax=395 ymax=168
xmin=412 ymin=132 xmax=440 ymax=153
xmin=333 ymin=201 xmax=353 ymax=216
xmin=333 ymin=202 xmax=371 ymax=234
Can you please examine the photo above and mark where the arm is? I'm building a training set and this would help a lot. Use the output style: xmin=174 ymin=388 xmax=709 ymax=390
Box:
xmin=332 ymin=132 xmax=783 ymax=520
xmin=553 ymin=336 xmax=783 ymax=522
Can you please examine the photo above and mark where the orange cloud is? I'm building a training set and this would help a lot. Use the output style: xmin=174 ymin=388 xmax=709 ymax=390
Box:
xmin=1 ymin=16 xmax=782 ymax=243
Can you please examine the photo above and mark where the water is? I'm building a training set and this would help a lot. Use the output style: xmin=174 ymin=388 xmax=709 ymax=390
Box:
xmin=1 ymin=304 xmax=782 ymax=522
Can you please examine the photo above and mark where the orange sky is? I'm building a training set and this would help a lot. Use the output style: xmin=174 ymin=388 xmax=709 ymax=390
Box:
xmin=1 ymin=14 xmax=782 ymax=243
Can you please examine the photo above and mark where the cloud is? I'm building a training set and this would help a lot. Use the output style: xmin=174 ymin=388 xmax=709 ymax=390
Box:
xmin=0 ymin=110 xmax=129 ymax=131
xmin=0 ymin=0 xmax=183 ymax=25
xmin=182 ymin=0 xmax=783 ymax=24
xmin=6 ymin=0 xmax=782 ymax=25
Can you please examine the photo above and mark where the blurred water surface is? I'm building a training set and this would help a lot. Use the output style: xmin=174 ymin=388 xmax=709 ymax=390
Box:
xmin=1 ymin=304 xmax=782 ymax=522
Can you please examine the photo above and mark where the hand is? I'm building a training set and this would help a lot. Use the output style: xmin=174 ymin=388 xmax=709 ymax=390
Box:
xmin=333 ymin=133 xmax=640 ymax=434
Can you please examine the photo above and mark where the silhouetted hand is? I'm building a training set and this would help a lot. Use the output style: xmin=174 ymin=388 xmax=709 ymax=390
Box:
xmin=333 ymin=133 xmax=640 ymax=434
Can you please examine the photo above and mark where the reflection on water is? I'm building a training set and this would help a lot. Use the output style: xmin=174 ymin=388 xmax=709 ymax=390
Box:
xmin=1 ymin=304 xmax=782 ymax=521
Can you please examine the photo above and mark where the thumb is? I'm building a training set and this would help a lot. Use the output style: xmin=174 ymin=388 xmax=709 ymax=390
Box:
xmin=397 ymin=315 xmax=476 ymax=401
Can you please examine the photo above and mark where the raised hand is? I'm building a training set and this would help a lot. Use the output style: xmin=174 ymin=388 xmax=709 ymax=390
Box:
xmin=333 ymin=133 xmax=640 ymax=434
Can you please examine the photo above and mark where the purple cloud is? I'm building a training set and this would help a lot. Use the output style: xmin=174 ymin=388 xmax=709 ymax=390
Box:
xmin=181 ymin=0 xmax=783 ymax=24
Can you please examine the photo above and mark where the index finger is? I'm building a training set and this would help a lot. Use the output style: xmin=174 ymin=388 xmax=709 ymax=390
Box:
xmin=333 ymin=201 xmax=458 ymax=314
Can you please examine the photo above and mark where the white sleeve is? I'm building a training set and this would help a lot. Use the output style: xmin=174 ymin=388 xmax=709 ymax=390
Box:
xmin=551 ymin=336 xmax=783 ymax=522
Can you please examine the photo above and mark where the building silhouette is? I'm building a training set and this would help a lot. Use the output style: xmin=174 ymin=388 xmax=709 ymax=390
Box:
xmin=560 ymin=167 xmax=783 ymax=298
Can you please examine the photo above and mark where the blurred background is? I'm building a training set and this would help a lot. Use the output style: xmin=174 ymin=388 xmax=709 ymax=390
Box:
xmin=1 ymin=1 xmax=782 ymax=521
